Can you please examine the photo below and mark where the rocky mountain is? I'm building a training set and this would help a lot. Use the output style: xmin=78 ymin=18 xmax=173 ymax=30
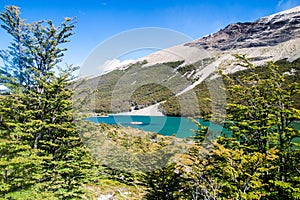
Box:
xmin=138 ymin=6 xmax=300 ymax=72
xmin=186 ymin=6 xmax=300 ymax=51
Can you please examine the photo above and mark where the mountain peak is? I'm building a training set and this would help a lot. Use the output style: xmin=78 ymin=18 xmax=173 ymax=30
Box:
xmin=267 ymin=5 xmax=300 ymax=18
xmin=186 ymin=6 xmax=300 ymax=51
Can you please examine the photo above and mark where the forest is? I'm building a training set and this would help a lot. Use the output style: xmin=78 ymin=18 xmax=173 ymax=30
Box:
xmin=0 ymin=6 xmax=299 ymax=200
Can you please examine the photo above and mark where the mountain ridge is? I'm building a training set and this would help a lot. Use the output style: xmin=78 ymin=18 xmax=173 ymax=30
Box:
xmin=185 ymin=6 xmax=300 ymax=51
xmin=131 ymin=5 xmax=300 ymax=86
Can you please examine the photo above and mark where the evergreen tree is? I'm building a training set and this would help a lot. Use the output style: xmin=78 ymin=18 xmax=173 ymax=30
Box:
xmin=0 ymin=94 xmax=44 ymax=197
xmin=0 ymin=6 xmax=93 ymax=199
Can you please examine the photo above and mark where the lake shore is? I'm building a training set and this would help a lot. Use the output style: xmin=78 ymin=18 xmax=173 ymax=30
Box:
xmin=114 ymin=103 xmax=164 ymax=116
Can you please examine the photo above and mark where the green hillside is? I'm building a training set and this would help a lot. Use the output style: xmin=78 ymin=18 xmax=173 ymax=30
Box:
xmin=77 ymin=57 xmax=300 ymax=117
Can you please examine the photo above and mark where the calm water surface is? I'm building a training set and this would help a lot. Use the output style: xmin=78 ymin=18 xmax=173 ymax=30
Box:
xmin=86 ymin=115 xmax=224 ymax=138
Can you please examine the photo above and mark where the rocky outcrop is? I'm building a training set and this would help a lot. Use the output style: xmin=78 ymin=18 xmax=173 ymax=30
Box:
xmin=185 ymin=6 xmax=300 ymax=51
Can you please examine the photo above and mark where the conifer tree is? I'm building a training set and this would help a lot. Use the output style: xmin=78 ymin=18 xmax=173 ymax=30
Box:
xmin=0 ymin=6 xmax=93 ymax=199
xmin=0 ymin=94 xmax=44 ymax=197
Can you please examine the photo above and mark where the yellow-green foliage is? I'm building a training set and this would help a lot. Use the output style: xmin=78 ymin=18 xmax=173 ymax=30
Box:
xmin=187 ymin=55 xmax=300 ymax=199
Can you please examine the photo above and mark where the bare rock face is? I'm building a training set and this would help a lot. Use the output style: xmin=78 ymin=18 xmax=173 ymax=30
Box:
xmin=186 ymin=6 xmax=300 ymax=51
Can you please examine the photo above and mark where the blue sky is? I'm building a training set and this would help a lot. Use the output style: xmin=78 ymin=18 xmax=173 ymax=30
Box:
xmin=0 ymin=0 xmax=300 ymax=67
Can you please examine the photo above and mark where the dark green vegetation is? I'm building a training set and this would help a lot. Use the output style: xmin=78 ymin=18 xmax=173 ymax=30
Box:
xmin=0 ymin=6 xmax=95 ymax=199
xmin=1 ymin=5 xmax=299 ymax=200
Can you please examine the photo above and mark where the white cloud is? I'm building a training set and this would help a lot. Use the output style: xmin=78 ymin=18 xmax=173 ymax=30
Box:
xmin=98 ymin=59 xmax=135 ymax=75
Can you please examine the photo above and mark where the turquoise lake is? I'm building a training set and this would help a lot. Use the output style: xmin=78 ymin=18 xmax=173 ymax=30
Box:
xmin=86 ymin=115 xmax=224 ymax=138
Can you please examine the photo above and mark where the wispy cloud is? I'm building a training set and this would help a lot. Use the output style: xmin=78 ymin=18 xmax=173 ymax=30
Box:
xmin=277 ymin=0 xmax=300 ymax=11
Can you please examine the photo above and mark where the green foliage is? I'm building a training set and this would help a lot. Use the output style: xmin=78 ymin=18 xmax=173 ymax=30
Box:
xmin=160 ymin=82 xmax=213 ymax=117
xmin=187 ymin=140 xmax=279 ymax=199
xmin=130 ymin=83 xmax=174 ymax=109
xmin=188 ymin=55 xmax=300 ymax=199
xmin=0 ymin=95 xmax=44 ymax=195
xmin=141 ymin=162 xmax=189 ymax=200
xmin=80 ymin=122 xmax=185 ymax=182
xmin=0 ymin=6 xmax=94 ymax=199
